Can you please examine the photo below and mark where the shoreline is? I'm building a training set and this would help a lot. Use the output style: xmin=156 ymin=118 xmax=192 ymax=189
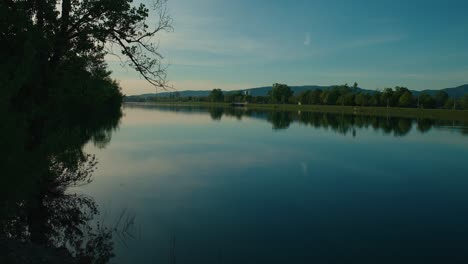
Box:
xmin=124 ymin=102 xmax=468 ymax=122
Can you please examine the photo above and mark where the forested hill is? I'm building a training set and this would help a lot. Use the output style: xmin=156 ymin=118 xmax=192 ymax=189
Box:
xmin=414 ymin=84 xmax=468 ymax=98
xmin=125 ymin=84 xmax=468 ymax=101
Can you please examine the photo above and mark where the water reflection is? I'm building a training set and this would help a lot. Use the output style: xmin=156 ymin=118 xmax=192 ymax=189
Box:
xmin=0 ymin=103 xmax=123 ymax=263
xmin=31 ymin=103 xmax=466 ymax=263
xmin=126 ymin=103 xmax=468 ymax=136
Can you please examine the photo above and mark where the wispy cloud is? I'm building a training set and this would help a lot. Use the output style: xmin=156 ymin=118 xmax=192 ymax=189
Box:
xmin=161 ymin=31 xmax=265 ymax=55
xmin=300 ymin=33 xmax=405 ymax=58
xmin=304 ymin=32 xmax=311 ymax=46
xmin=401 ymin=70 xmax=468 ymax=81
xmin=344 ymin=34 xmax=405 ymax=49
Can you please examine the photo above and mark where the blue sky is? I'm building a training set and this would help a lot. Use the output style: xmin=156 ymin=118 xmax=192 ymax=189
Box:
xmin=108 ymin=0 xmax=468 ymax=95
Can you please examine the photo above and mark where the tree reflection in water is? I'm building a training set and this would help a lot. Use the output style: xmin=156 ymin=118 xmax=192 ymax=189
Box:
xmin=128 ymin=104 xmax=468 ymax=136
xmin=0 ymin=102 xmax=124 ymax=263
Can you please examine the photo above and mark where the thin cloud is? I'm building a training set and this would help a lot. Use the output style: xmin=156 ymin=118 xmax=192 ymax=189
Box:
xmin=345 ymin=34 xmax=404 ymax=49
xmin=304 ymin=33 xmax=311 ymax=46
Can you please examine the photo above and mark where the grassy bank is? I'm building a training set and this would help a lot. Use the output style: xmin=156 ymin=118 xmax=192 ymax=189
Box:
xmin=142 ymin=102 xmax=468 ymax=122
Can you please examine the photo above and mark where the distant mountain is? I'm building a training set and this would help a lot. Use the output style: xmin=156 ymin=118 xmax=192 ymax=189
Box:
xmin=124 ymin=84 xmax=468 ymax=101
xmin=228 ymin=85 xmax=339 ymax=97
xmin=413 ymin=84 xmax=468 ymax=98
xmin=124 ymin=90 xmax=210 ymax=102
xmin=125 ymin=85 xmax=372 ymax=101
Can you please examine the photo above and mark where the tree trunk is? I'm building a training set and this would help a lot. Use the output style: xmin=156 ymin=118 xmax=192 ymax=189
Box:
xmin=50 ymin=0 xmax=71 ymax=68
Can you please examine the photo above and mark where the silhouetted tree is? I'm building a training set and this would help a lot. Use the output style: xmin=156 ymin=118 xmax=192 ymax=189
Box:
xmin=2 ymin=0 xmax=172 ymax=112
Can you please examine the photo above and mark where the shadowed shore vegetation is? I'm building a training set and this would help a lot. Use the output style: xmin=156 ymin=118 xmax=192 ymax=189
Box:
xmin=1 ymin=0 xmax=171 ymax=262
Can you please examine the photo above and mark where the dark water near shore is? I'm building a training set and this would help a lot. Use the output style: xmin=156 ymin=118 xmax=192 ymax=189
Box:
xmin=74 ymin=104 xmax=468 ymax=263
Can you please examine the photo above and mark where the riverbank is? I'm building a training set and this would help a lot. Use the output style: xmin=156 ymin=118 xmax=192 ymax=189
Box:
xmin=131 ymin=102 xmax=468 ymax=122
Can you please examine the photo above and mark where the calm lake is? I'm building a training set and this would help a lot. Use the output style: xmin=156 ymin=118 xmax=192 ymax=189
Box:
xmin=77 ymin=104 xmax=468 ymax=263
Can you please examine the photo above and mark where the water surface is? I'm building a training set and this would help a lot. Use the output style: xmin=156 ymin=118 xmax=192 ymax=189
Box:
xmin=79 ymin=104 xmax=468 ymax=263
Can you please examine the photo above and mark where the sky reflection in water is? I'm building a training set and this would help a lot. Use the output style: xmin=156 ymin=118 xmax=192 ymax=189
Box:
xmin=80 ymin=104 xmax=468 ymax=264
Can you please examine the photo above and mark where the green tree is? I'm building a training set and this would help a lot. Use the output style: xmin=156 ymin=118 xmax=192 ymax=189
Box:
xmin=321 ymin=88 xmax=340 ymax=105
xmin=209 ymin=89 xmax=224 ymax=102
xmin=381 ymin=88 xmax=394 ymax=107
xmin=435 ymin=91 xmax=449 ymax=108
xmin=355 ymin=93 xmax=364 ymax=106
xmin=353 ymin=82 xmax=359 ymax=91
xmin=370 ymin=92 xmax=381 ymax=106
xmin=298 ymin=90 xmax=311 ymax=104
xmin=270 ymin=83 xmax=293 ymax=103
xmin=460 ymin=95 xmax=468 ymax=109
xmin=320 ymin=91 xmax=328 ymax=104
xmin=393 ymin=87 xmax=410 ymax=106
xmin=332 ymin=83 xmax=354 ymax=106
xmin=398 ymin=91 xmax=413 ymax=107
xmin=338 ymin=93 xmax=355 ymax=106
xmin=419 ymin=93 xmax=436 ymax=108
xmin=444 ymin=98 xmax=458 ymax=109
xmin=355 ymin=93 xmax=370 ymax=106
xmin=309 ymin=90 xmax=322 ymax=105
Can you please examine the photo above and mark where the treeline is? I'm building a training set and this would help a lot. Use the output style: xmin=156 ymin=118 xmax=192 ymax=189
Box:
xmin=153 ymin=83 xmax=468 ymax=110
xmin=292 ymin=84 xmax=467 ymax=109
